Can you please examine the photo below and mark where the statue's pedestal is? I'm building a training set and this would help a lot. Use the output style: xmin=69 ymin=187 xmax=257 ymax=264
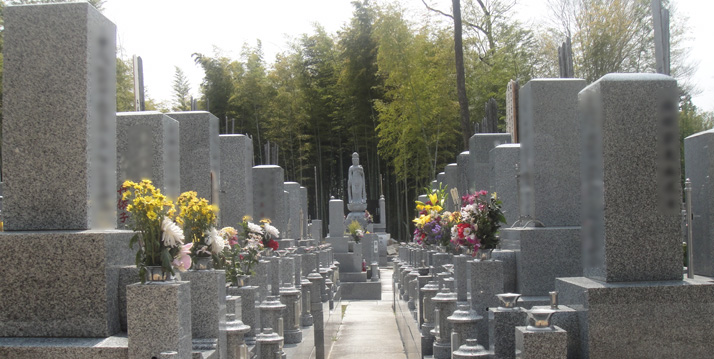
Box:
xmin=345 ymin=210 xmax=367 ymax=229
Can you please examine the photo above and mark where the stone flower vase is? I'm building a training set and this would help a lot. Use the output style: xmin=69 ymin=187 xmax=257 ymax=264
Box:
xmin=475 ymin=247 xmax=494 ymax=261
xmin=144 ymin=266 xmax=175 ymax=283
xmin=192 ymin=256 xmax=213 ymax=270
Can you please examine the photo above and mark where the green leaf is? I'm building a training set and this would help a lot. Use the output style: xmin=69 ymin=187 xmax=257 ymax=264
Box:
xmin=129 ymin=233 xmax=139 ymax=250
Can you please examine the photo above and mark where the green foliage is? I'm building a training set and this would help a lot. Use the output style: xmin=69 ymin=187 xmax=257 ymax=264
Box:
xmin=172 ymin=66 xmax=191 ymax=111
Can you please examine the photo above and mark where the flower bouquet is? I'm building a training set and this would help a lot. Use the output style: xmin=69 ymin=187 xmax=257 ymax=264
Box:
xmin=451 ymin=190 xmax=506 ymax=255
xmin=346 ymin=220 xmax=365 ymax=243
xmin=259 ymin=218 xmax=280 ymax=252
xmin=413 ymin=185 xmax=454 ymax=249
xmin=222 ymin=216 xmax=266 ymax=285
xmin=122 ymin=179 xmax=191 ymax=283
xmin=176 ymin=191 xmax=222 ymax=269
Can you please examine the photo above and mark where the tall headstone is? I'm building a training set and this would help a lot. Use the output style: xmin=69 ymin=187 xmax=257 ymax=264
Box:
xmin=445 ymin=163 xmax=459 ymax=211
xmin=506 ymin=80 xmax=519 ymax=143
xmin=219 ymin=134 xmax=253 ymax=226
xmin=253 ymin=165 xmax=285 ymax=231
xmin=328 ymin=197 xmax=344 ymax=238
xmin=436 ymin=172 xmax=447 ymax=190
xmin=117 ymin=112 xmax=180 ymax=228
xmin=457 ymin=151 xmax=471 ymax=198
xmin=167 ymin=111 xmax=220 ymax=206
xmin=684 ymin=129 xmax=714 ymax=276
xmin=556 ymin=73 xmax=714 ymax=359
xmin=501 ymin=78 xmax=585 ymax=297
xmin=489 ymin=144 xmax=520 ymax=226
xmin=2 ymin=2 xmax=117 ymax=230
xmin=557 ymin=37 xmax=574 ymax=78
xmin=284 ymin=182 xmax=302 ymax=239
xmin=300 ymin=186 xmax=309 ymax=239
xmin=518 ymin=79 xmax=585 ymax=227
xmin=0 ymin=2 xmax=135 ymax=338
xmin=480 ymin=98 xmax=498 ymax=133
xmin=469 ymin=133 xmax=511 ymax=193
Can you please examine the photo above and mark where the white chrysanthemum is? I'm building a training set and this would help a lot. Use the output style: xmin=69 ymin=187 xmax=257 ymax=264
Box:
xmin=161 ymin=217 xmax=184 ymax=248
xmin=263 ymin=223 xmax=280 ymax=238
xmin=248 ymin=222 xmax=263 ymax=234
xmin=206 ymin=227 xmax=224 ymax=254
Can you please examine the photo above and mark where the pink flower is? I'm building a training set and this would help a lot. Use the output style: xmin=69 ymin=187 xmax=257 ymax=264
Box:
xmin=478 ymin=190 xmax=488 ymax=196
xmin=228 ymin=236 xmax=239 ymax=246
xmin=173 ymin=243 xmax=193 ymax=272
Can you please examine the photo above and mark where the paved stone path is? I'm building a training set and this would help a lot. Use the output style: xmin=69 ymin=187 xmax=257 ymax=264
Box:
xmin=328 ymin=268 xmax=406 ymax=359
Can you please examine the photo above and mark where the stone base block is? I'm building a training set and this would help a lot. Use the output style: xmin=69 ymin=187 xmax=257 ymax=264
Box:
xmin=0 ymin=336 xmax=128 ymax=359
xmin=181 ymin=270 xmax=227 ymax=359
xmin=514 ymin=227 xmax=582 ymax=296
xmin=0 ymin=230 xmax=134 ymax=337
xmin=334 ymin=252 xmax=363 ymax=273
xmin=339 ymin=281 xmax=381 ymax=300
xmin=284 ymin=329 xmax=302 ymax=344
xmin=326 ymin=237 xmax=348 ymax=253
xmin=556 ymin=276 xmax=714 ymax=359
xmin=127 ymin=282 xmax=192 ymax=359
xmin=421 ymin=333 xmax=435 ymax=356
xmin=433 ymin=341 xmax=451 ymax=359
xmin=470 ymin=259 xmax=504 ymax=350
xmin=301 ymin=314 xmax=314 ymax=327
xmin=531 ymin=305 xmax=579 ymax=359
xmin=340 ymin=272 xmax=367 ymax=282
xmin=492 ymin=249 xmax=517 ymax=293
xmin=276 ymin=239 xmax=295 ymax=250
xmin=515 ymin=326 xmax=567 ymax=359
xmin=490 ymin=308 xmax=527 ymax=358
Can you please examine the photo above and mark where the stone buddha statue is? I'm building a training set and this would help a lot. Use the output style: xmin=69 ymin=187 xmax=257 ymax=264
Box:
xmin=347 ymin=152 xmax=367 ymax=212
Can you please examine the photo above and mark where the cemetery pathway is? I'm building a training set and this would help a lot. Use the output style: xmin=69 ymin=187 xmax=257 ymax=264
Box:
xmin=328 ymin=268 xmax=407 ymax=359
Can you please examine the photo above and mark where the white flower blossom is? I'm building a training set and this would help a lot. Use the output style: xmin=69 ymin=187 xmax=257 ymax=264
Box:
xmin=206 ymin=227 xmax=224 ymax=254
xmin=161 ymin=217 xmax=184 ymax=248
xmin=263 ymin=223 xmax=280 ymax=239
xmin=248 ymin=222 xmax=263 ymax=234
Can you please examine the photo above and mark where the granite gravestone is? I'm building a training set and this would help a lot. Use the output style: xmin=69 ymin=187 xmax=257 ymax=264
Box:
xmin=457 ymin=151 xmax=471 ymax=196
xmin=684 ymin=129 xmax=714 ymax=276
xmin=219 ymin=134 xmax=253 ymax=227
xmin=284 ymin=182 xmax=302 ymax=239
xmin=252 ymin=165 xmax=284 ymax=232
xmin=469 ymin=133 xmax=511 ymax=194
xmin=556 ymin=73 xmax=714 ymax=359
xmin=489 ymin=144 xmax=520 ymax=226
xmin=167 ymin=111 xmax=220 ymax=207
xmin=117 ymin=112 xmax=180 ymax=229
xmin=0 ymin=3 xmax=136 ymax=340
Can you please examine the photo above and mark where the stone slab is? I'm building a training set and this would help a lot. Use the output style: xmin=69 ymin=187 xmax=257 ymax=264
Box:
xmin=300 ymin=186 xmax=309 ymax=239
xmin=2 ymin=2 xmax=117 ymax=230
xmin=339 ymin=281 xmax=381 ymax=300
xmin=556 ymin=275 xmax=714 ymax=359
xmin=0 ymin=230 xmax=134 ymax=337
xmin=326 ymin=236 xmax=348 ymax=253
xmin=0 ymin=336 xmax=128 ymax=359
xmin=167 ymin=111 xmax=220 ymax=206
xmin=117 ymin=112 xmax=180 ymax=229
xmin=335 ymin=253 xmax=362 ymax=273
xmin=445 ymin=163 xmax=459 ymax=211
xmin=492 ymin=249 xmax=517 ymax=293
xmin=470 ymin=259 xmax=504 ymax=349
xmin=252 ymin=165 xmax=285 ymax=228
xmin=514 ymin=227 xmax=582 ymax=296
xmin=310 ymin=219 xmax=323 ymax=241
xmin=340 ymin=272 xmax=367 ymax=282
xmin=489 ymin=143 xmax=520 ymax=226
xmin=469 ymin=133 xmax=512 ymax=193
xmin=490 ymin=308 xmax=527 ymax=358
xmin=684 ymin=129 xmax=714 ymax=276
xmin=580 ymin=74 xmax=681 ymax=282
xmin=457 ymin=151 xmax=471 ymax=195
xmin=127 ymin=282 xmax=192 ymax=359
xmin=518 ymin=79 xmax=585 ymax=227
xmin=219 ymin=134 xmax=253 ymax=227
xmin=328 ymin=198 xmax=345 ymax=238
xmin=180 ymin=270 xmax=227 ymax=359
xmin=515 ymin=325 xmax=567 ymax=359
xmin=285 ymin=182 xmax=302 ymax=239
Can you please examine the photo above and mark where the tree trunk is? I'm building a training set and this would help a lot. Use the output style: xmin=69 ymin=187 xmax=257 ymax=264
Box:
xmin=453 ymin=0 xmax=471 ymax=149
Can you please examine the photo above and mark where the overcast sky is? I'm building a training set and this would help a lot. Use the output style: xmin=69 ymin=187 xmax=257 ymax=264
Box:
xmin=102 ymin=0 xmax=713 ymax=112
